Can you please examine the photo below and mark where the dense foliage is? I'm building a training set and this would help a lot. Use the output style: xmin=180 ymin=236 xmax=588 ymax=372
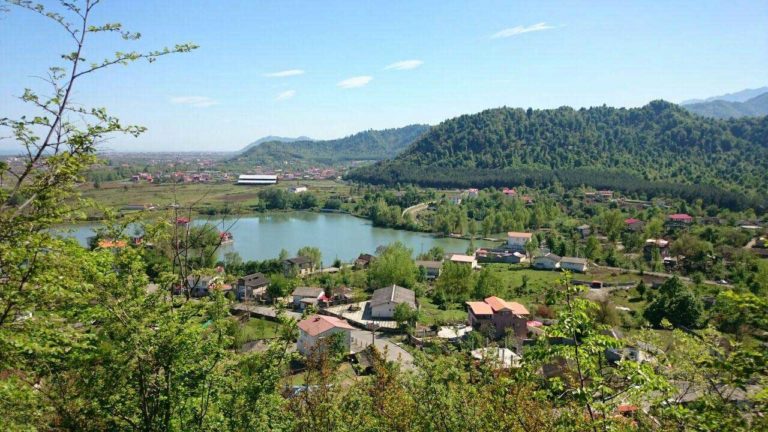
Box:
xmin=348 ymin=102 xmax=768 ymax=210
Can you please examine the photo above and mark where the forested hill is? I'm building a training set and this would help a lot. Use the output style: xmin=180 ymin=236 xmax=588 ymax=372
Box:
xmin=683 ymin=92 xmax=768 ymax=119
xmin=347 ymin=101 xmax=768 ymax=210
xmin=232 ymin=124 xmax=429 ymax=166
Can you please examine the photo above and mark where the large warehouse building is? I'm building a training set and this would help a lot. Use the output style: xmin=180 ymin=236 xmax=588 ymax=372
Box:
xmin=237 ymin=174 xmax=277 ymax=185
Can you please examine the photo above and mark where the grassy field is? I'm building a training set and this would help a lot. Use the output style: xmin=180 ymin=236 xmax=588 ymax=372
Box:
xmin=79 ymin=179 xmax=352 ymax=216
xmin=238 ymin=317 xmax=282 ymax=342
xmin=418 ymin=297 xmax=467 ymax=326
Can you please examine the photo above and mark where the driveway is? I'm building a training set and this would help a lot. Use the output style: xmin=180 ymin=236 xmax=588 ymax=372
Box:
xmin=350 ymin=329 xmax=414 ymax=370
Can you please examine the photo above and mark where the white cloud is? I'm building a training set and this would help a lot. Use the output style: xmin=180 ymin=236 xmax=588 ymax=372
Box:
xmin=275 ymin=90 xmax=296 ymax=101
xmin=491 ymin=22 xmax=555 ymax=39
xmin=337 ymin=76 xmax=373 ymax=89
xmin=385 ymin=59 xmax=424 ymax=70
xmin=169 ymin=96 xmax=219 ymax=108
xmin=264 ymin=69 xmax=305 ymax=77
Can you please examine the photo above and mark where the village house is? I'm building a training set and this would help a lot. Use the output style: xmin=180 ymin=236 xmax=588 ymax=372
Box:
xmin=354 ymin=253 xmax=376 ymax=269
xmin=502 ymin=187 xmax=517 ymax=197
xmin=466 ymin=188 xmax=479 ymax=198
xmin=290 ymin=186 xmax=308 ymax=193
xmin=291 ymin=286 xmax=325 ymax=310
xmin=666 ymin=213 xmax=694 ymax=228
xmin=560 ymin=257 xmax=589 ymax=273
xmin=597 ymin=190 xmax=614 ymax=201
xmin=186 ymin=275 xmax=222 ymax=298
xmin=532 ymin=253 xmax=562 ymax=270
xmin=296 ymin=314 xmax=355 ymax=356
xmin=475 ymin=248 xmax=527 ymax=264
xmin=507 ymin=231 xmax=533 ymax=252
xmin=235 ymin=272 xmax=270 ymax=302
xmin=449 ymin=253 xmax=479 ymax=269
xmin=466 ymin=296 xmax=530 ymax=339
xmin=644 ymin=238 xmax=670 ymax=260
xmin=415 ymin=260 xmax=443 ymax=280
xmin=370 ymin=285 xmax=417 ymax=319
xmin=624 ymin=218 xmax=644 ymax=232
xmin=576 ymin=224 xmax=591 ymax=238
xmin=283 ymin=256 xmax=315 ymax=276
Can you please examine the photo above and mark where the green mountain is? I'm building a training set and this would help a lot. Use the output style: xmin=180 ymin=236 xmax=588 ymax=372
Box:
xmin=238 ymin=135 xmax=314 ymax=154
xmin=347 ymin=101 xmax=768 ymax=210
xmin=683 ymin=92 xmax=768 ymax=119
xmin=232 ymin=124 xmax=429 ymax=166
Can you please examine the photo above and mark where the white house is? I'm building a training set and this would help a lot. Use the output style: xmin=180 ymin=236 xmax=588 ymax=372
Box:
xmin=449 ymin=253 xmax=478 ymax=269
xmin=370 ymin=285 xmax=417 ymax=319
xmin=471 ymin=347 xmax=522 ymax=369
xmin=507 ymin=232 xmax=533 ymax=252
xmin=291 ymin=286 xmax=325 ymax=310
xmin=560 ymin=257 xmax=589 ymax=273
xmin=297 ymin=314 xmax=355 ymax=356
xmin=290 ymin=186 xmax=308 ymax=193
xmin=532 ymin=253 xmax=561 ymax=270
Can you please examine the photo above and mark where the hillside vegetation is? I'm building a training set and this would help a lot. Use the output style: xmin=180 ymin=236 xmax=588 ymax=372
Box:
xmin=348 ymin=101 xmax=768 ymax=210
xmin=233 ymin=124 xmax=429 ymax=166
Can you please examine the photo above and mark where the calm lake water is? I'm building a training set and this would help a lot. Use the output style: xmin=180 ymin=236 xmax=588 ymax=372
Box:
xmin=59 ymin=212 xmax=495 ymax=262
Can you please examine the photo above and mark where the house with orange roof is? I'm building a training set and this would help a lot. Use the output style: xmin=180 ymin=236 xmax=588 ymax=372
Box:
xmin=466 ymin=296 xmax=530 ymax=339
xmin=297 ymin=314 xmax=356 ymax=356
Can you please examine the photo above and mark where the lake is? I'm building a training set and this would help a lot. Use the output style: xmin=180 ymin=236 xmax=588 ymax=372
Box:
xmin=59 ymin=212 xmax=496 ymax=262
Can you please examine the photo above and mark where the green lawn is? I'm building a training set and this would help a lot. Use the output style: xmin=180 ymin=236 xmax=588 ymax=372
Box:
xmin=418 ymin=297 xmax=467 ymax=326
xmin=238 ymin=317 xmax=281 ymax=342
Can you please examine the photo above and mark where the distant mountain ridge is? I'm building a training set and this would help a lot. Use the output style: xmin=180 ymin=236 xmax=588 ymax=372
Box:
xmin=347 ymin=101 xmax=768 ymax=210
xmin=681 ymin=86 xmax=768 ymax=104
xmin=233 ymin=124 xmax=430 ymax=166
xmin=238 ymin=136 xmax=313 ymax=153
xmin=683 ymin=92 xmax=768 ymax=119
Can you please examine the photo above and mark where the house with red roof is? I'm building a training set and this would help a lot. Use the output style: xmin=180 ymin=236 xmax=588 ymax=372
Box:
xmin=466 ymin=296 xmax=530 ymax=339
xmin=502 ymin=187 xmax=517 ymax=197
xmin=297 ymin=314 xmax=356 ymax=356
xmin=667 ymin=213 xmax=693 ymax=228
xmin=624 ymin=218 xmax=644 ymax=232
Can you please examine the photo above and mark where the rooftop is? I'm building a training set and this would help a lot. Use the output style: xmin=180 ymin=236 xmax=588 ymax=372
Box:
xmin=507 ymin=231 xmax=533 ymax=239
xmin=466 ymin=301 xmax=493 ymax=316
xmin=297 ymin=314 xmax=355 ymax=337
xmin=370 ymin=285 xmax=417 ymax=308
xmin=484 ymin=296 xmax=529 ymax=315
xmin=292 ymin=286 xmax=324 ymax=297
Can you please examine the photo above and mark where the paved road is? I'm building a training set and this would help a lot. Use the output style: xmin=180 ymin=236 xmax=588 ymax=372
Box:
xmin=594 ymin=265 xmax=733 ymax=289
xmin=402 ymin=202 xmax=430 ymax=218
xmin=350 ymin=329 xmax=414 ymax=370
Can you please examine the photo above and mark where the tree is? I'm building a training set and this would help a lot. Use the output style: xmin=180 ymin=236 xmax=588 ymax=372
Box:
xmin=297 ymin=246 xmax=322 ymax=268
xmin=393 ymin=303 xmax=418 ymax=332
xmin=367 ymin=242 xmax=417 ymax=289
xmin=1 ymin=2 xmax=200 ymax=428
xmin=435 ymin=261 xmax=475 ymax=303
xmin=603 ymin=209 xmax=625 ymax=242
xmin=644 ymin=277 xmax=703 ymax=328
xmin=267 ymin=274 xmax=293 ymax=302
xmin=584 ymin=235 xmax=602 ymax=260
xmin=474 ymin=267 xmax=503 ymax=299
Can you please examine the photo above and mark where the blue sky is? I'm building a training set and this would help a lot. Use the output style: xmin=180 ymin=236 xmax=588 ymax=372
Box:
xmin=1 ymin=0 xmax=767 ymax=152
